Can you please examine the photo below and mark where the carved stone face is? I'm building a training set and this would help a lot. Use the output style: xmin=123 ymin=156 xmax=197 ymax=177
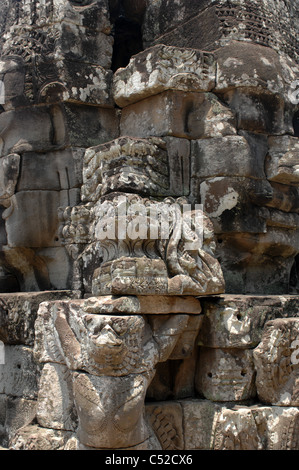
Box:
xmin=83 ymin=314 xmax=146 ymax=375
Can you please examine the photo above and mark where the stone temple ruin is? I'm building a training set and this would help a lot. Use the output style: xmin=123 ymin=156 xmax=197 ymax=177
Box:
xmin=0 ymin=0 xmax=298 ymax=451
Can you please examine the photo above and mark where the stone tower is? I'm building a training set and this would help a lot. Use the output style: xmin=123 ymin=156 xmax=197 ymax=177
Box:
xmin=0 ymin=0 xmax=298 ymax=451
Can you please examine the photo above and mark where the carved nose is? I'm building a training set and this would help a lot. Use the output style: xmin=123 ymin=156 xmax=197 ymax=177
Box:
xmin=93 ymin=325 xmax=122 ymax=347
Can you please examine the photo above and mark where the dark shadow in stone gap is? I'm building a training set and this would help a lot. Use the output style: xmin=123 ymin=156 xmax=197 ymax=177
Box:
xmin=293 ymin=110 xmax=299 ymax=137
xmin=111 ymin=15 xmax=144 ymax=72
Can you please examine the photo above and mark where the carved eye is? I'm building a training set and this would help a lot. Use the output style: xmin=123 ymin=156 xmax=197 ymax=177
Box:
xmin=112 ymin=319 xmax=127 ymax=336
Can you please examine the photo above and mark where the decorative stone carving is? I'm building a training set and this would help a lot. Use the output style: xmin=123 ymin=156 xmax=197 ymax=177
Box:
xmin=253 ymin=318 xmax=299 ymax=406
xmin=195 ymin=347 xmax=256 ymax=402
xmin=34 ymin=299 xmax=200 ymax=449
xmin=197 ymin=295 xmax=299 ymax=349
xmin=113 ymin=44 xmax=216 ymax=107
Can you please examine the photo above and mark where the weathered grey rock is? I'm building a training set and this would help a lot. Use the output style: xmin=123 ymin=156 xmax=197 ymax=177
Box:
xmin=0 ymin=346 xmax=39 ymax=399
xmin=5 ymin=397 xmax=37 ymax=441
xmin=143 ymin=0 xmax=298 ymax=65
xmin=36 ymin=363 xmax=77 ymax=431
xmin=17 ymin=149 xmax=83 ymax=192
xmin=181 ymin=400 xmax=299 ymax=450
xmin=0 ymin=154 xmax=20 ymax=204
xmin=214 ymin=42 xmax=298 ymax=99
xmin=195 ymin=347 xmax=256 ymax=402
xmin=0 ymin=290 xmax=78 ymax=345
xmin=113 ymin=45 xmax=216 ymax=107
xmin=9 ymin=424 xmax=73 ymax=451
xmin=253 ymin=318 xmax=299 ymax=406
xmin=266 ymin=136 xmax=299 ymax=185
xmin=83 ymin=295 xmax=202 ymax=315
xmin=191 ymin=135 xmax=263 ymax=180
xmin=145 ymin=402 xmax=184 ymax=450
xmin=198 ymin=295 xmax=299 ymax=349
xmin=120 ymin=91 xmax=236 ymax=140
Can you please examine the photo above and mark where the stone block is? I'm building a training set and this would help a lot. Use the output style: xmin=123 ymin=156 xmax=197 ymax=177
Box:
xmin=197 ymin=176 xmax=271 ymax=233
xmin=145 ymin=402 xmax=184 ymax=450
xmin=198 ymin=295 xmax=299 ymax=349
xmin=5 ymin=397 xmax=37 ymax=439
xmin=163 ymin=137 xmax=190 ymax=197
xmin=191 ymin=135 xmax=263 ymax=180
xmin=18 ymin=148 xmax=83 ymax=192
xmin=36 ymin=363 xmax=77 ymax=431
xmin=180 ymin=399 xmax=221 ymax=450
xmin=0 ymin=106 xmax=57 ymax=157
xmin=251 ymin=405 xmax=299 ymax=450
xmin=144 ymin=1 xmax=298 ymax=65
xmin=62 ymin=103 xmax=120 ymax=149
xmin=143 ymin=0 xmax=213 ymax=47
xmin=82 ymin=136 xmax=191 ymax=202
xmin=215 ymin=234 xmax=299 ymax=295
xmin=113 ymin=44 xmax=216 ymax=107
xmin=9 ymin=424 xmax=73 ymax=451
xmin=253 ymin=318 xmax=299 ymax=406
xmin=0 ymin=154 xmax=20 ymax=203
xmin=195 ymin=347 xmax=256 ymax=402
xmin=1 ymin=0 xmax=112 ymax=33
xmin=0 ymin=291 xmax=77 ymax=345
xmin=220 ymin=87 xmax=292 ymax=135
xmin=214 ymin=42 xmax=298 ymax=99
xmin=83 ymin=295 xmax=202 ymax=315
xmin=4 ymin=190 xmax=68 ymax=248
xmin=266 ymin=136 xmax=299 ymax=185
xmin=82 ymin=136 xmax=169 ymax=201
xmin=37 ymin=60 xmax=114 ymax=107
xmin=143 ymin=3 xmax=222 ymax=51
xmin=180 ymin=400 xmax=299 ymax=450
xmin=0 ymin=346 xmax=39 ymax=399
xmin=120 ymin=91 xmax=235 ymax=140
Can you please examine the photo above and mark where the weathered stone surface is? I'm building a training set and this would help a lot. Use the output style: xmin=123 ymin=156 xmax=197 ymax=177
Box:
xmin=266 ymin=136 xmax=299 ymax=185
xmin=181 ymin=400 xmax=299 ymax=450
xmin=36 ymin=363 xmax=77 ymax=431
xmin=120 ymin=91 xmax=236 ymax=140
xmin=195 ymin=347 xmax=256 ymax=402
xmin=5 ymin=397 xmax=37 ymax=442
xmin=253 ymin=318 xmax=299 ymax=406
xmin=9 ymin=424 xmax=73 ymax=451
xmin=214 ymin=42 xmax=298 ymax=99
xmin=0 ymin=106 xmax=57 ymax=157
xmin=0 ymin=346 xmax=39 ymax=399
xmin=0 ymin=154 xmax=20 ymax=204
xmin=198 ymin=295 xmax=299 ymax=349
xmin=181 ymin=399 xmax=221 ymax=450
xmin=81 ymin=136 xmax=192 ymax=203
xmin=251 ymin=405 xmax=299 ymax=450
xmin=0 ymin=291 xmax=78 ymax=345
xmin=219 ymin=87 xmax=292 ymax=135
xmin=83 ymin=295 xmax=202 ymax=315
xmin=82 ymin=136 xmax=169 ymax=201
xmin=17 ymin=149 xmax=83 ymax=192
xmin=197 ymin=176 xmax=271 ymax=233
xmin=144 ymin=1 xmax=298 ymax=65
xmin=73 ymin=371 xmax=149 ymax=449
xmin=113 ymin=45 xmax=216 ymax=107
xmin=4 ymin=190 xmax=71 ymax=248
xmin=191 ymin=135 xmax=262 ymax=180
xmin=145 ymin=402 xmax=184 ymax=450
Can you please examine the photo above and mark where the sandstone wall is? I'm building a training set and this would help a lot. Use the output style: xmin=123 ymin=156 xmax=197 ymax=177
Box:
xmin=0 ymin=0 xmax=298 ymax=451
